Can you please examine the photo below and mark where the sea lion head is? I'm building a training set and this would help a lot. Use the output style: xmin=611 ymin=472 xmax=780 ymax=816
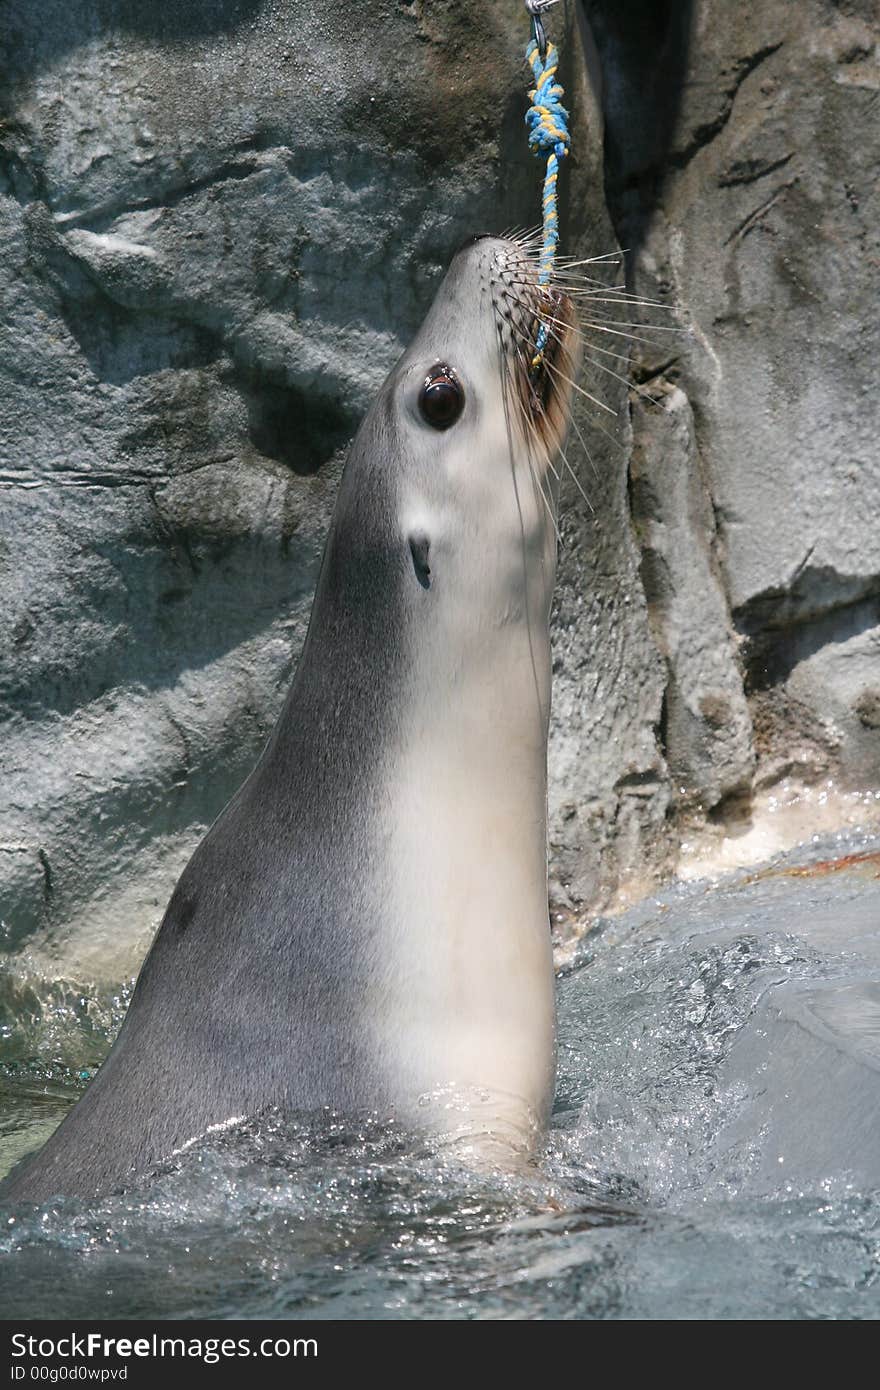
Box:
xmin=404 ymin=231 xmax=579 ymax=464
xmin=333 ymin=235 xmax=580 ymax=642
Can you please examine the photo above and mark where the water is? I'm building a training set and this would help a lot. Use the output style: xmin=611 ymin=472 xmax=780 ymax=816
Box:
xmin=2 ymin=831 xmax=880 ymax=1320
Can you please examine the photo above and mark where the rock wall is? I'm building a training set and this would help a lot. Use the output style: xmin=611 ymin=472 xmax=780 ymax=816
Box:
xmin=0 ymin=1 xmax=877 ymax=979
xmin=569 ymin=0 xmax=880 ymax=895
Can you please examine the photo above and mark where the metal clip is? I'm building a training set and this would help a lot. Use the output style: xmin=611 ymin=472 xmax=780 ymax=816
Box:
xmin=525 ymin=0 xmax=560 ymax=59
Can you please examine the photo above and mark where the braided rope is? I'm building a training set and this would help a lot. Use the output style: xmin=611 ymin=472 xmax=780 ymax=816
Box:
xmin=525 ymin=37 xmax=570 ymax=368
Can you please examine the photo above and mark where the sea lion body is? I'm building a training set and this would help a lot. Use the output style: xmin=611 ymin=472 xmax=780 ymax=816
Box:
xmin=5 ymin=237 xmax=576 ymax=1200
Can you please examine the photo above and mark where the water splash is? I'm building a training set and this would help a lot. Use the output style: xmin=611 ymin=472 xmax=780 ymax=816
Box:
xmin=2 ymin=829 xmax=880 ymax=1319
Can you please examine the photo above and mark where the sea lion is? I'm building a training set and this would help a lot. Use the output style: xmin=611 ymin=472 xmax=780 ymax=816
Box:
xmin=4 ymin=234 xmax=578 ymax=1200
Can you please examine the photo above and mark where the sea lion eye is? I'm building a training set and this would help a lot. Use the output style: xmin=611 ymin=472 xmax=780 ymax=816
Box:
xmin=418 ymin=366 xmax=464 ymax=430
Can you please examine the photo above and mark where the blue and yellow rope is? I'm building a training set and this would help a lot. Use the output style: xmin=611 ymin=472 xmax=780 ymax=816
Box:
xmin=524 ymin=36 xmax=570 ymax=369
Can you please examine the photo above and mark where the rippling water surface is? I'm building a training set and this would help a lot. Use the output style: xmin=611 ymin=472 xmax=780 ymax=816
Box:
xmin=2 ymin=831 xmax=879 ymax=1320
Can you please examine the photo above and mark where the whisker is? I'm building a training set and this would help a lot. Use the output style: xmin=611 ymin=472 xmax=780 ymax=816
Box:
xmin=522 ymin=430 xmax=562 ymax=543
xmin=556 ymin=435 xmax=594 ymax=514
xmin=557 ymin=339 xmax=672 ymax=404
xmin=554 ymin=256 xmax=624 ymax=268
xmin=501 ymin=319 xmax=593 ymax=509
xmin=578 ymin=313 xmax=681 ymax=333
xmin=492 ymin=247 xmax=625 ymax=522
xmin=500 ymin=288 xmax=666 ymax=402
xmin=522 ymin=330 xmax=628 ymax=456
xmin=495 ymin=312 xmax=568 ymax=516
xmin=555 ymin=250 xmax=627 ymax=267
xmin=502 ymin=274 xmax=675 ymax=313
xmin=568 ymin=406 xmax=600 ymax=482
xmin=539 ymin=353 xmax=617 ymax=417
xmin=500 ymin=291 xmax=654 ymax=367
xmin=498 ymin=324 xmax=561 ymax=550
xmin=495 ymin=330 xmax=551 ymax=718
xmin=504 ymin=316 xmax=617 ymax=417
xmin=505 ymin=349 xmax=560 ymax=479
xmin=555 ymin=289 xmax=676 ymax=313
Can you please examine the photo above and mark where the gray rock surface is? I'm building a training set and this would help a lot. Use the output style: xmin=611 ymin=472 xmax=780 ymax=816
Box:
xmin=0 ymin=1 xmax=878 ymax=978
xmin=583 ymin=0 xmax=880 ymax=840
xmin=629 ymin=381 xmax=755 ymax=816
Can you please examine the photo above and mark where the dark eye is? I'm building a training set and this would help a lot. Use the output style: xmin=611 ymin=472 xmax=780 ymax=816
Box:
xmin=418 ymin=366 xmax=464 ymax=430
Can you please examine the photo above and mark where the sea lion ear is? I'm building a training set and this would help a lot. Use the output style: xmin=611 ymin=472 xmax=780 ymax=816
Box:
xmin=408 ymin=532 xmax=431 ymax=589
